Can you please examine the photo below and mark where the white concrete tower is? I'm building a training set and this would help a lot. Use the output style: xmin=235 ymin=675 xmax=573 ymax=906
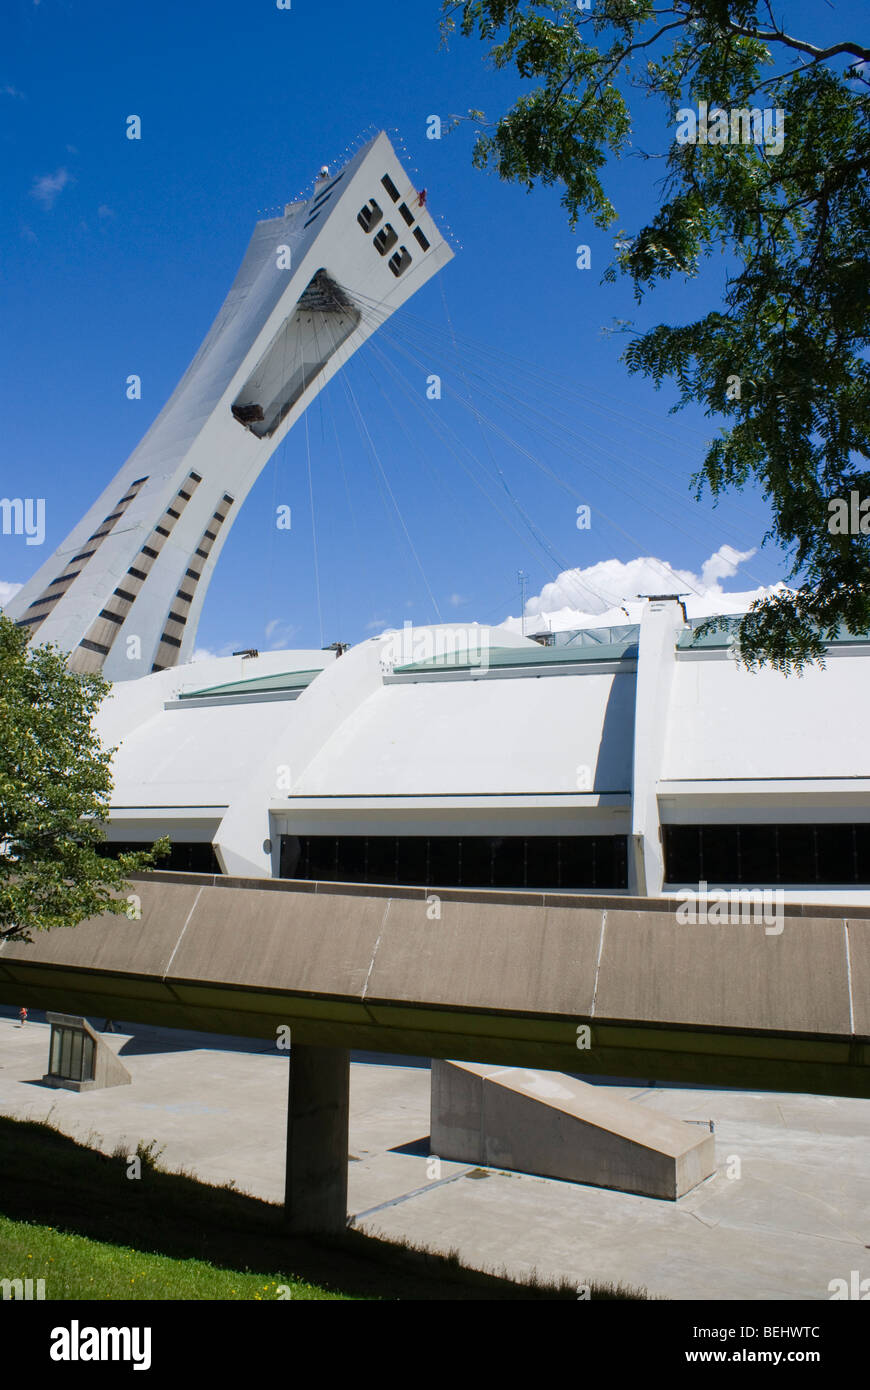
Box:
xmin=7 ymin=133 xmax=452 ymax=679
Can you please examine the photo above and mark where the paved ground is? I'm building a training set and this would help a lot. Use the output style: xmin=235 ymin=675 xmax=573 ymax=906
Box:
xmin=1 ymin=1010 xmax=868 ymax=1300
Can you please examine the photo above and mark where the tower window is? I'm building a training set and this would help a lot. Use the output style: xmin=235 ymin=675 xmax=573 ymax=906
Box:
xmin=381 ymin=173 xmax=399 ymax=202
xmin=373 ymin=224 xmax=398 ymax=256
xmin=358 ymin=199 xmax=383 ymax=233
xmin=388 ymin=247 xmax=412 ymax=277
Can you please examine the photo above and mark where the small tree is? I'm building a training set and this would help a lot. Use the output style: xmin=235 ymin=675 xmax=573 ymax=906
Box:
xmin=0 ymin=613 xmax=168 ymax=943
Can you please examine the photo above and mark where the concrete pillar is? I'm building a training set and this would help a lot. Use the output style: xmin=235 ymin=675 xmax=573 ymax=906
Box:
xmin=284 ymin=1045 xmax=350 ymax=1234
xmin=630 ymin=598 xmax=686 ymax=896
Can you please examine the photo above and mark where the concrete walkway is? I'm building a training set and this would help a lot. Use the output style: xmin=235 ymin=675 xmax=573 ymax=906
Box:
xmin=1 ymin=1013 xmax=868 ymax=1300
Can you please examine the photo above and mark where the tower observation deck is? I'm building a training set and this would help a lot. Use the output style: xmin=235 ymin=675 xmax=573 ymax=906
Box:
xmin=6 ymin=132 xmax=453 ymax=679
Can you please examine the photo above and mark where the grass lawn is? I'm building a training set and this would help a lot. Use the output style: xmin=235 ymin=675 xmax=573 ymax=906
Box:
xmin=0 ymin=1114 xmax=647 ymax=1300
xmin=0 ymin=1214 xmax=345 ymax=1300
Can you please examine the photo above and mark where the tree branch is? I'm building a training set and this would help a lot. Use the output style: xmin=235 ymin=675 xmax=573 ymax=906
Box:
xmin=726 ymin=20 xmax=870 ymax=65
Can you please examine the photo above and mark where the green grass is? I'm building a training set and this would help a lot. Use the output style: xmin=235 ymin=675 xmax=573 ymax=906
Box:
xmin=0 ymin=1214 xmax=344 ymax=1300
xmin=0 ymin=1114 xmax=648 ymax=1300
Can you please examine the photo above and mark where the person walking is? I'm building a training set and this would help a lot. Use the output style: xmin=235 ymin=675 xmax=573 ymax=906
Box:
xmin=17 ymin=1006 xmax=27 ymax=1026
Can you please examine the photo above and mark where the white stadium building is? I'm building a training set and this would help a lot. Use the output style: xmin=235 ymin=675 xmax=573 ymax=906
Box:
xmin=6 ymin=133 xmax=870 ymax=909
xmin=88 ymin=606 xmax=870 ymax=906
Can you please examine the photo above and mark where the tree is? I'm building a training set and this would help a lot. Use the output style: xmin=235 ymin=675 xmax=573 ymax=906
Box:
xmin=442 ymin=0 xmax=870 ymax=670
xmin=0 ymin=614 xmax=167 ymax=943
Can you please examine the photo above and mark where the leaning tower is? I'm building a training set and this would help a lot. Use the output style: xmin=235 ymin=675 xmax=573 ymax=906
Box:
xmin=6 ymin=132 xmax=452 ymax=679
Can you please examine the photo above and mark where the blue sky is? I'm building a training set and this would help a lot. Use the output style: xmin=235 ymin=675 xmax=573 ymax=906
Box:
xmin=1 ymin=0 xmax=863 ymax=654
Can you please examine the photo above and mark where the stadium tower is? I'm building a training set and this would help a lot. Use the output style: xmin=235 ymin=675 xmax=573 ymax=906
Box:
xmin=6 ymin=133 xmax=452 ymax=679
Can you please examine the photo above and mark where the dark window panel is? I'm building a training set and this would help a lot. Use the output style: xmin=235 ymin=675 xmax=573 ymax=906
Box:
xmin=427 ymin=837 xmax=461 ymax=888
xmin=280 ymin=835 xmax=628 ymax=891
xmin=490 ymin=838 xmax=518 ymax=889
xmin=279 ymin=835 xmax=301 ymax=879
xmin=96 ymin=840 xmax=220 ymax=873
xmin=700 ymin=824 xmax=741 ymax=883
xmin=815 ymin=825 xmax=855 ymax=883
xmin=854 ymin=825 xmax=870 ymax=883
xmin=305 ymin=836 xmax=338 ymax=881
xmin=663 ymin=826 xmax=701 ymax=884
xmin=461 ymin=835 xmax=494 ymax=888
xmin=364 ymin=836 xmax=398 ymax=885
xmin=776 ymin=824 xmax=817 ymax=882
xmin=524 ymin=837 xmax=561 ymax=890
xmin=665 ymin=822 xmax=870 ymax=886
xmin=337 ymin=837 xmax=368 ymax=884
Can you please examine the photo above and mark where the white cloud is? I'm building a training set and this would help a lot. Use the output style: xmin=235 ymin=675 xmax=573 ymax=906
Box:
xmin=189 ymin=641 xmax=239 ymax=663
xmin=502 ymin=544 xmax=787 ymax=635
xmin=264 ymin=618 xmax=299 ymax=649
xmin=448 ymin=592 xmax=469 ymax=607
xmin=2 ymin=84 xmax=24 ymax=99
xmin=0 ymin=580 xmax=22 ymax=608
xmin=699 ymin=544 xmax=756 ymax=590
xmin=97 ymin=204 xmax=114 ymax=219
xmin=30 ymin=167 xmax=72 ymax=209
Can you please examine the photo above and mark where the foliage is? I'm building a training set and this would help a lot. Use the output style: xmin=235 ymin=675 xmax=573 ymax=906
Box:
xmin=443 ymin=1 xmax=870 ymax=668
xmin=0 ymin=613 xmax=167 ymax=942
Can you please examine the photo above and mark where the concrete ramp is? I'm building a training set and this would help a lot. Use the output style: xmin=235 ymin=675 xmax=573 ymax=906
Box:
xmin=431 ymin=1060 xmax=716 ymax=1200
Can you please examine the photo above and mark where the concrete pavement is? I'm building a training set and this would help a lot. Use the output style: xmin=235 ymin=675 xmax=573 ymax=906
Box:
xmin=1 ymin=1012 xmax=868 ymax=1300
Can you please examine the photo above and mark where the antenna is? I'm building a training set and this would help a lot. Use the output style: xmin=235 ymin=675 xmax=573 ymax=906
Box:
xmin=517 ymin=569 xmax=529 ymax=637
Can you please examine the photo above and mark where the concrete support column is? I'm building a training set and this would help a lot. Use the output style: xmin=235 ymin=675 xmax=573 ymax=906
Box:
xmin=284 ymin=1045 xmax=350 ymax=1234
xmin=630 ymin=598 xmax=686 ymax=897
